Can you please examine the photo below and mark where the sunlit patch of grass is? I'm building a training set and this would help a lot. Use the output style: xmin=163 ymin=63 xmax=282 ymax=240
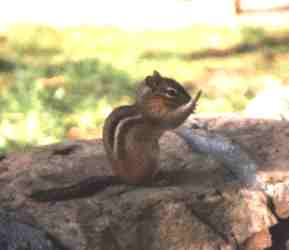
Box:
xmin=0 ymin=24 xmax=289 ymax=152
xmin=7 ymin=24 xmax=63 ymax=55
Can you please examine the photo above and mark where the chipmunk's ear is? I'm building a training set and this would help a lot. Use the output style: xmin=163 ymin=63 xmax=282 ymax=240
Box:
xmin=145 ymin=70 xmax=162 ymax=89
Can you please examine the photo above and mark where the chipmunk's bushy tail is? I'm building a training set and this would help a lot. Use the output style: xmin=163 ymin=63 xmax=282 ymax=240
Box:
xmin=30 ymin=176 xmax=122 ymax=202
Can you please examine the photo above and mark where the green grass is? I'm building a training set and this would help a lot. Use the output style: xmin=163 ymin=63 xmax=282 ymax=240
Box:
xmin=0 ymin=24 xmax=289 ymax=153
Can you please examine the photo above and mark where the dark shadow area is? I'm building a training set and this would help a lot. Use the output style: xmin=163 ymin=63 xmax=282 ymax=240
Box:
xmin=0 ymin=208 xmax=70 ymax=250
xmin=187 ymin=27 xmax=289 ymax=60
xmin=269 ymin=217 xmax=289 ymax=250
xmin=139 ymin=28 xmax=289 ymax=61
xmin=0 ymin=154 xmax=6 ymax=161
xmin=186 ymin=35 xmax=289 ymax=60
xmin=140 ymin=50 xmax=180 ymax=60
xmin=18 ymin=47 xmax=62 ymax=56
xmin=0 ymin=58 xmax=16 ymax=72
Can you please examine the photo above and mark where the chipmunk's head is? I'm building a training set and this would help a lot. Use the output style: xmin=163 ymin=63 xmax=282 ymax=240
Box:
xmin=136 ymin=70 xmax=200 ymax=127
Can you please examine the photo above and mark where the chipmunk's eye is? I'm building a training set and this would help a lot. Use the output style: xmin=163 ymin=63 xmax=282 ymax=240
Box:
xmin=165 ymin=88 xmax=178 ymax=98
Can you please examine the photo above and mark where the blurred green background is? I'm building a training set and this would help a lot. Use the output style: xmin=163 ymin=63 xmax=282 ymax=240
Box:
xmin=0 ymin=24 xmax=289 ymax=153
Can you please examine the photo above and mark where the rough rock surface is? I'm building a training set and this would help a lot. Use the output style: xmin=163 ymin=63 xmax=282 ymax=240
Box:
xmin=0 ymin=115 xmax=288 ymax=250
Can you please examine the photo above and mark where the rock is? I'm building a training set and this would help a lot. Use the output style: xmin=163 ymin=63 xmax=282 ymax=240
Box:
xmin=1 ymin=115 xmax=288 ymax=250
xmin=240 ymin=229 xmax=271 ymax=250
xmin=244 ymin=85 xmax=289 ymax=120
xmin=270 ymin=183 xmax=289 ymax=219
xmin=0 ymin=209 xmax=67 ymax=250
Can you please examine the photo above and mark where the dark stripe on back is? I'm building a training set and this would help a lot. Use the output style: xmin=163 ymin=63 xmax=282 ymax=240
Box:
xmin=113 ymin=114 xmax=143 ymax=160
xmin=102 ymin=105 xmax=138 ymax=157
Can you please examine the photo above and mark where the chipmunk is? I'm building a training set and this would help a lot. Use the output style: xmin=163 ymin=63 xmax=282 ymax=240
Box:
xmin=30 ymin=71 xmax=202 ymax=202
